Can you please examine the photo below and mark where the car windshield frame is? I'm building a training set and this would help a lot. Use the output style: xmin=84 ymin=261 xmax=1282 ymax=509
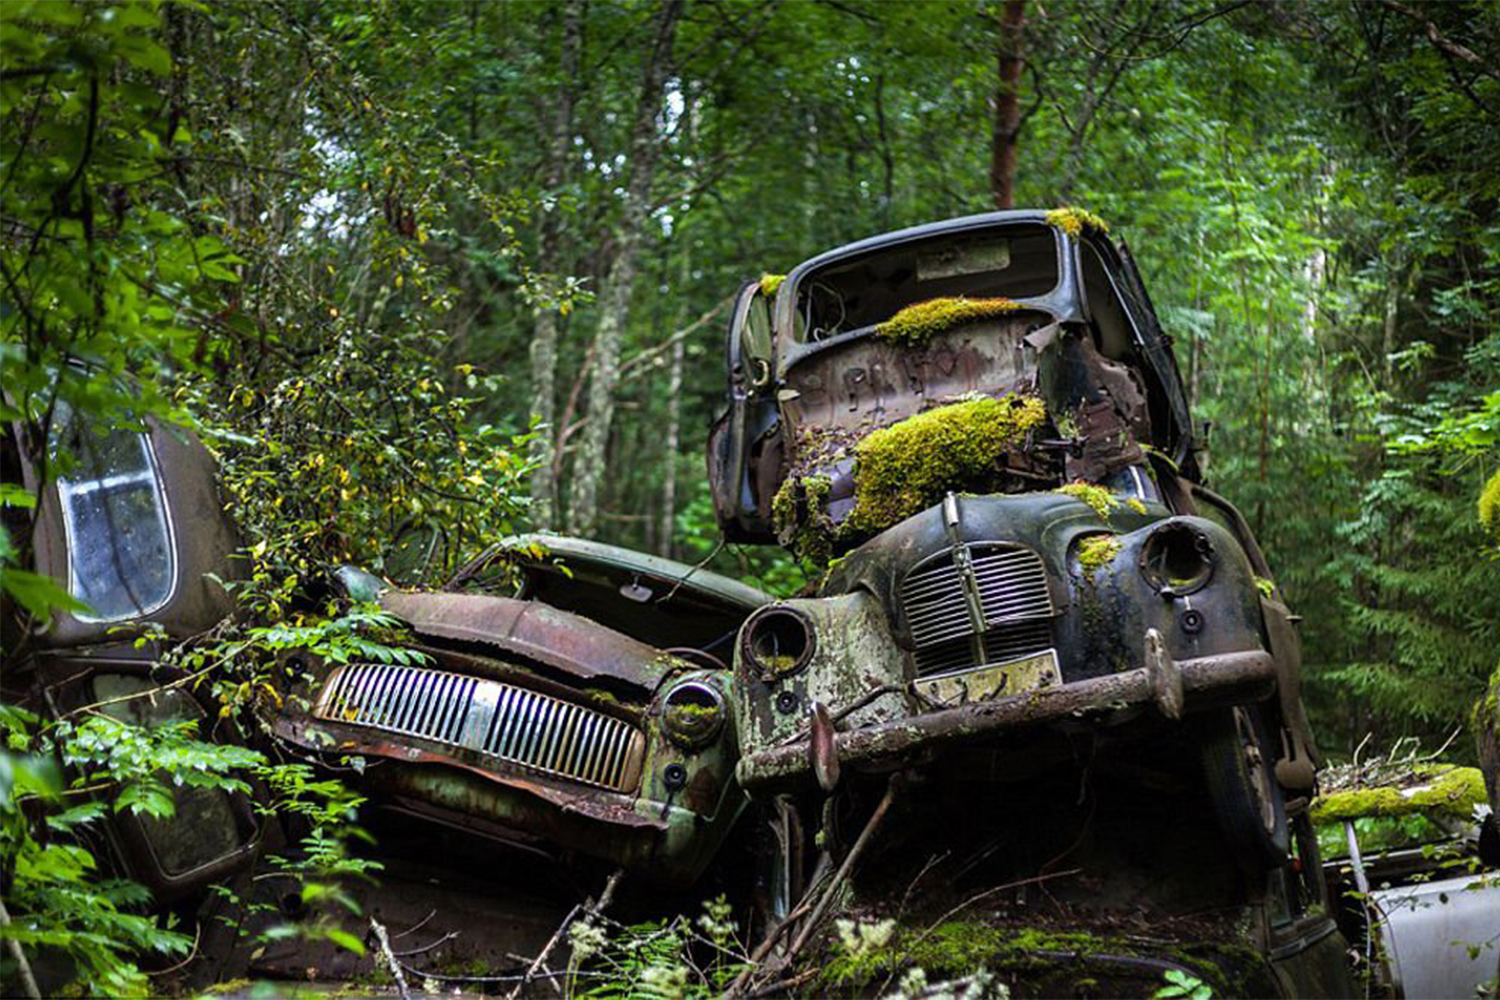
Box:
xmin=782 ymin=222 xmax=1064 ymax=347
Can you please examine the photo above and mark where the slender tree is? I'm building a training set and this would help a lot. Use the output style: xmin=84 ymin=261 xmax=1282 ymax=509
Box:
xmin=568 ymin=0 xmax=683 ymax=537
xmin=529 ymin=0 xmax=584 ymax=530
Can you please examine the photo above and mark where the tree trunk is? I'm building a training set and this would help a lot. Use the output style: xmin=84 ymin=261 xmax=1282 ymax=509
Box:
xmin=660 ymin=312 xmax=685 ymax=558
xmin=568 ymin=0 xmax=682 ymax=538
xmin=1383 ymin=249 xmax=1402 ymax=382
xmin=528 ymin=0 xmax=583 ymax=531
xmin=990 ymin=0 xmax=1026 ymax=209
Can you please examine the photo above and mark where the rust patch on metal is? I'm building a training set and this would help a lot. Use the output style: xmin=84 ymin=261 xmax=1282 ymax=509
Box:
xmin=380 ymin=591 xmax=680 ymax=688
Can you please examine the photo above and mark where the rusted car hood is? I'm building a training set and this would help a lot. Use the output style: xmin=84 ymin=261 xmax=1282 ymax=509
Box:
xmin=379 ymin=590 xmax=676 ymax=690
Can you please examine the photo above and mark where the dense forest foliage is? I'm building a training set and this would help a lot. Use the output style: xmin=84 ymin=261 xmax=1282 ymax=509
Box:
xmin=2 ymin=0 xmax=1498 ymax=995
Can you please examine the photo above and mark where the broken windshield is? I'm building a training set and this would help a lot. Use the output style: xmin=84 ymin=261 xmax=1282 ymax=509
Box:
xmin=791 ymin=224 xmax=1060 ymax=342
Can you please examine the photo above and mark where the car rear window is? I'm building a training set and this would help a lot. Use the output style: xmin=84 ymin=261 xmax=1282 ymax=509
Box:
xmin=51 ymin=408 xmax=176 ymax=622
xmin=793 ymin=224 xmax=1060 ymax=342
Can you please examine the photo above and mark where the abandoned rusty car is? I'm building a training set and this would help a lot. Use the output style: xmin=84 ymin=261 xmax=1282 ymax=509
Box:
xmin=709 ymin=209 xmax=1354 ymax=995
xmin=2 ymin=406 xmax=262 ymax=903
xmin=271 ymin=535 xmax=771 ymax=886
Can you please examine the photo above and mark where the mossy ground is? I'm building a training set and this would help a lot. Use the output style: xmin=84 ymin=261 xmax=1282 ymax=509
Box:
xmin=873 ymin=296 xmax=1021 ymax=347
xmin=844 ymin=395 xmax=1047 ymax=537
xmin=1310 ymin=763 xmax=1486 ymax=823
xmin=1045 ymin=206 xmax=1109 ymax=240
xmin=818 ymin=919 xmax=1239 ymax=997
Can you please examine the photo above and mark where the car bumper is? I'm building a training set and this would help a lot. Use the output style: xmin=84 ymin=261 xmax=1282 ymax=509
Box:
xmin=273 ymin=714 xmax=737 ymax=886
xmin=736 ymin=646 xmax=1276 ymax=791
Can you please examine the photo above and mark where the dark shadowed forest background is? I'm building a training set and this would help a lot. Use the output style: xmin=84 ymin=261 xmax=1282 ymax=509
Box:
xmin=2 ymin=1 xmax=1499 ymax=994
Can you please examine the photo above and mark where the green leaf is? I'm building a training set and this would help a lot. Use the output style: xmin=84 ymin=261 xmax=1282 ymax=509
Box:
xmin=0 ymin=568 xmax=91 ymax=619
xmin=323 ymin=927 xmax=366 ymax=956
xmin=0 ymin=483 xmax=36 ymax=508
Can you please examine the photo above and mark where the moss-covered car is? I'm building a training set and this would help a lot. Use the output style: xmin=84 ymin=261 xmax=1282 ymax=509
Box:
xmin=709 ymin=210 xmax=1347 ymax=994
xmin=270 ymin=535 xmax=770 ymax=887
xmin=2 ymin=406 xmax=262 ymax=902
xmin=1313 ymin=763 xmax=1498 ymax=1000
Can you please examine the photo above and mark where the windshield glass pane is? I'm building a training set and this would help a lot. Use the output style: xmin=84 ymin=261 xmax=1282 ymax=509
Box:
xmin=793 ymin=224 xmax=1059 ymax=342
xmin=52 ymin=409 xmax=175 ymax=622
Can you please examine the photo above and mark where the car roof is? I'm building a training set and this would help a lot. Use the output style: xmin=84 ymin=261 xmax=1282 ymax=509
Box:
xmin=501 ymin=533 xmax=773 ymax=611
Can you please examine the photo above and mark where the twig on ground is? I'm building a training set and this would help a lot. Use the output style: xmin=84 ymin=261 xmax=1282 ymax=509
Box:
xmin=391 ymin=908 xmax=437 ymax=940
xmin=370 ymin=916 xmax=410 ymax=1000
xmin=510 ymin=867 xmax=624 ymax=999
xmin=393 ymin=930 xmax=459 ymax=958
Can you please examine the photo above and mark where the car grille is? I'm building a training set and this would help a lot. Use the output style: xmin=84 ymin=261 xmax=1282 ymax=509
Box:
xmin=900 ymin=545 xmax=1055 ymax=676
xmin=314 ymin=663 xmax=644 ymax=793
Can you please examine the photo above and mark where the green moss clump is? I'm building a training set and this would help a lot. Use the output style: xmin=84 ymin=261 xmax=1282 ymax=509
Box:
xmin=1046 ymin=206 xmax=1110 ymax=240
xmin=760 ymin=273 xmax=787 ymax=297
xmin=1056 ymin=481 xmax=1118 ymax=519
xmin=822 ymin=920 xmax=1231 ymax=995
xmin=1310 ymin=764 xmax=1486 ymax=823
xmin=873 ymin=296 xmax=1021 ymax=347
xmin=1076 ymin=534 xmax=1121 ymax=575
xmin=1125 ymin=498 xmax=1147 ymax=515
xmin=773 ymin=473 xmax=835 ymax=563
xmin=1480 ymin=469 xmax=1500 ymax=544
xmin=844 ymin=395 xmax=1047 ymax=536
xmin=1254 ymin=576 xmax=1276 ymax=599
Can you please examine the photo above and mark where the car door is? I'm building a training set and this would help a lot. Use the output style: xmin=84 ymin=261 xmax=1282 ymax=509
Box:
xmin=707 ymin=280 xmax=780 ymax=543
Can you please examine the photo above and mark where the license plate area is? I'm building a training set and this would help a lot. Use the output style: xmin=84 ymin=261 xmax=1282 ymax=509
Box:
xmin=913 ymin=649 xmax=1061 ymax=707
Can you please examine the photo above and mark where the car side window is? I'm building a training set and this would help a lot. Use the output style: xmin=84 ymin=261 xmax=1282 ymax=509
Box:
xmin=51 ymin=412 xmax=176 ymax=622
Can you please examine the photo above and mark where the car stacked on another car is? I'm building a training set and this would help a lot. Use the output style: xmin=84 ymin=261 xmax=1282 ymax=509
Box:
xmin=708 ymin=209 xmax=1354 ymax=995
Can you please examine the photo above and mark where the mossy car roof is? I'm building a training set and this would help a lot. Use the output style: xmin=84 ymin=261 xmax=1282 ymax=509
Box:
xmin=499 ymin=533 xmax=773 ymax=612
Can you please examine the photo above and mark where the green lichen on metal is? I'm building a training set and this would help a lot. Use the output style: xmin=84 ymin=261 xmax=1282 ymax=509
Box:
xmin=1045 ymin=206 xmax=1109 ymax=240
xmin=1125 ymin=498 xmax=1147 ymax=515
xmin=773 ymin=473 xmax=835 ymax=563
xmin=1309 ymin=764 xmax=1486 ymax=823
xmin=1480 ymin=468 xmax=1500 ymax=543
xmin=1076 ymin=534 xmax=1121 ymax=575
xmin=873 ymin=296 xmax=1022 ymax=347
xmin=760 ymin=273 xmax=787 ymax=297
xmin=844 ymin=395 xmax=1047 ymax=537
xmin=1056 ymin=482 xmax=1118 ymax=519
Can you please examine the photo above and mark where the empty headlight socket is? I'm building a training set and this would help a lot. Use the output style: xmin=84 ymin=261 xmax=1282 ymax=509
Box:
xmin=741 ymin=605 xmax=817 ymax=682
xmin=1138 ymin=522 xmax=1216 ymax=598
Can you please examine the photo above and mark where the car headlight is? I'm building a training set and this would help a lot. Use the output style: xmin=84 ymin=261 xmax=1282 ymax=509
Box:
xmin=740 ymin=605 xmax=816 ymax=678
xmin=1139 ymin=522 xmax=1215 ymax=596
xmin=661 ymin=679 xmax=727 ymax=749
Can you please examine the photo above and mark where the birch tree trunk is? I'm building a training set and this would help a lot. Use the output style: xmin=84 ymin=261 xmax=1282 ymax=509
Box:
xmin=528 ymin=0 xmax=582 ymax=530
xmin=567 ymin=0 xmax=682 ymax=538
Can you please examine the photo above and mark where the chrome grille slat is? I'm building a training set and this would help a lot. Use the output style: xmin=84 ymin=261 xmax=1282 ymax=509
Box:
xmin=315 ymin=663 xmax=641 ymax=792
xmin=902 ymin=543 xmax=1057 ymax=678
